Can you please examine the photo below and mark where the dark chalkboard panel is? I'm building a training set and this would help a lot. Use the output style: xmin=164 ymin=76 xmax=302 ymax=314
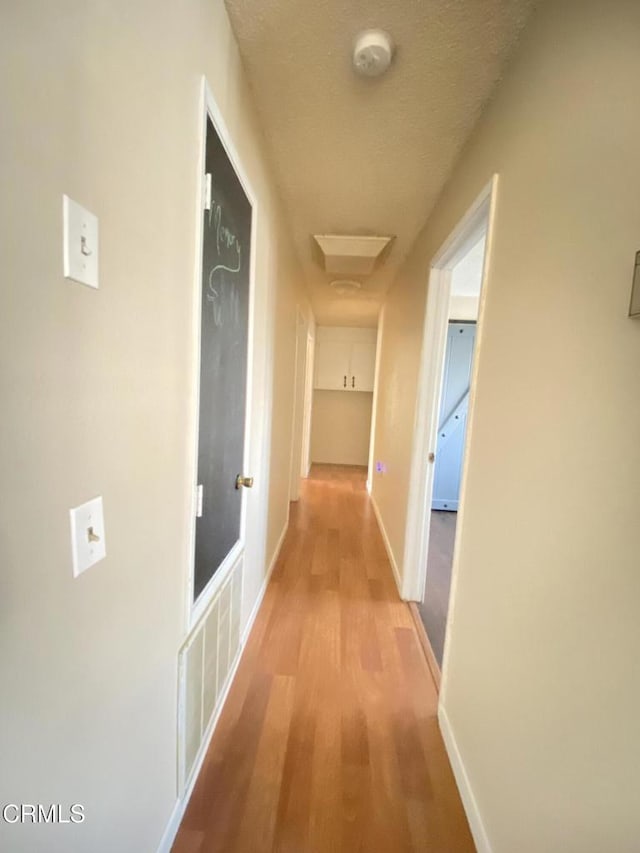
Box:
xmin=194 ymin=116 xmax=252 ymax=602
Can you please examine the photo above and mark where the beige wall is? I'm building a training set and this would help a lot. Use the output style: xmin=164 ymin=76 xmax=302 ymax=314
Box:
xmin=0 ymin=2 xmax=308 ymax=851
xmin=372 ymin=1 xmax=640 ymax=850
xmin=311 ymin=391 xmax=373 ymax=466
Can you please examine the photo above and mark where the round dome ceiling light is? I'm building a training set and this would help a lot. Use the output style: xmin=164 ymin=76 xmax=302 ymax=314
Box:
xmin=352 ymin=29 xmax=394 ymax=78
xmin=330 ymin=279 xmax=362 ymax=296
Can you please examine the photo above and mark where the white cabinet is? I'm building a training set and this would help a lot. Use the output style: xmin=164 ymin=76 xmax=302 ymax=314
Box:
xmin=314 ymin=327 xmax=377 ymax=392
xmin=315 ymin=340 xmax=353 ymax=390
xmin=349 ymin=341 xmax=376 ymax=391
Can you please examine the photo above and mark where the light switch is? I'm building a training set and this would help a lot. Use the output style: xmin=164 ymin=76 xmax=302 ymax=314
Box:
xmin=63 ymin=195 xmax=99 ymax=289
xmin=70 ymin=496 xmax=106 ymax=577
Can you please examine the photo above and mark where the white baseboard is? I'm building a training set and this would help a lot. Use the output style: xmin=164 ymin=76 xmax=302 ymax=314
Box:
xmin=370 ymin=494 xmax=402 ymax=596
xmin=156 ymin=795 xmax=182 ymax=853
xmin=157 ymin=519 xmax=289 ymax=853
xmin=438 ymin=704 xmax=492 ymax=853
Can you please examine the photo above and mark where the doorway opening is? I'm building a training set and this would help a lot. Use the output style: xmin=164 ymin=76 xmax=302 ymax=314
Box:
xmin=418 ymin=245 xmax=483 ymax=667
xmin=308 ymin=325 xmax=378 ymax=473
xmin=403 ymin=177 xmax=497 ymax=685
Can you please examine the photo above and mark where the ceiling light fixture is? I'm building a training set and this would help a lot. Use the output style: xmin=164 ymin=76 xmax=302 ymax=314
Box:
xmin=352 ymin=29 xmax=394 ymax=78
xmin=330 ymin=279 xmax=362 ymax=296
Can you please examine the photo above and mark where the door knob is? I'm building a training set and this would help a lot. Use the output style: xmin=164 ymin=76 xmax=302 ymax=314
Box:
xmin=235 ymin=475 xmax=254 ymax=490
xmin=428 ymin=452 xmax=435 ymax=463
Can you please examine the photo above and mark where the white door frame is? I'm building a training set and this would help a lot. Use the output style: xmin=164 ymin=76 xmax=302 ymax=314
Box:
xmin=300 ymin=329 xmax=315 ymax=478
xmin=289 ymin=307 xmax=308 ymax=501
xmin=185 ymin=77 xmax=260 ymax=631
xmin=366 ymin=306 xmax=385 ymax=493
xmin=401 ymin=176 xmax=498 ymax=631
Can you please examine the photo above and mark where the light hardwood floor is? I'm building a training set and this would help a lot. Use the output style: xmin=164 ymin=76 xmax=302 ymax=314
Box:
xmin=172 ymin=464 xmax=475 ymax=853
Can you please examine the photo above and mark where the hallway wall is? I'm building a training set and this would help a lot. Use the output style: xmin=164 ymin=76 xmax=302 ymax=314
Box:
xmin=372 ymin=1 xmax=640 ymax=850
xmin=310 ymin=390 xmax=373 ymax=467
xmin=0 ymin=2 xmax=309 ymax=851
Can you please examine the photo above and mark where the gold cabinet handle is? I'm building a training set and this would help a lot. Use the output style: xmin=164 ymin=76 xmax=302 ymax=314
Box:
xmin=235 ymin=475 xmax=254 ymax=490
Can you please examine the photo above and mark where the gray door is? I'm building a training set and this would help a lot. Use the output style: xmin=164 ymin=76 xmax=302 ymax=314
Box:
xmin=432 ymin=322 xmax=476 ymax=511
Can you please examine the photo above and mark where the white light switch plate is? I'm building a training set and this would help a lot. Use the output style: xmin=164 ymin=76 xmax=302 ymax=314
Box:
xmin=70 ymin=496 xmax=106 ymax=577
xmin=63 ymin=195 xmax=99 ymax=288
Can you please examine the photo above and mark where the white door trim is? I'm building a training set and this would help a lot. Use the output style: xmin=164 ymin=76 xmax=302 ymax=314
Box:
xmin=401 ymin=175 xmax=498 ymax=616
xmin=300 ymin=330 xmax=315 ymax=478
xmin=185 ymin=77 xmax=260 ymax=631
xmin=289 ymin=307 xmax=308 ymax=501
xmin=367 ymin=307 xmax=385 ymax=493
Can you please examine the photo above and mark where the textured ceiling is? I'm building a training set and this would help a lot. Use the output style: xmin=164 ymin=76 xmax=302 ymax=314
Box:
xmin=225 ymin=0 xmax=535 ymax=326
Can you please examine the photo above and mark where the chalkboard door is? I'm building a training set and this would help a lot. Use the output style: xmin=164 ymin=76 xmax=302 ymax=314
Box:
xmin=194 ymin=116 xmax=253 ymax=603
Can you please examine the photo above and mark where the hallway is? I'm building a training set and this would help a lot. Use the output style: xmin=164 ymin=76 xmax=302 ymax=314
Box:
xmin=173 ymin=465 xmax=475 ymax=852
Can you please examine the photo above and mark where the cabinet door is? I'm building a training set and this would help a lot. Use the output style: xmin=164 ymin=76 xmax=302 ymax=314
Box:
xmin=350 ymin=341 xmax=376 ymax=391
xmin=315 ymin=340 xmax=351 ymax=390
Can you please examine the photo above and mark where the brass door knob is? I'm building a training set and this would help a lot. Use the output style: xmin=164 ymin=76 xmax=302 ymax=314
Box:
xmin=235 ymin=475 xmax=254 ymax=490
xmin=428 ymin=452 xmax=435 ymax=463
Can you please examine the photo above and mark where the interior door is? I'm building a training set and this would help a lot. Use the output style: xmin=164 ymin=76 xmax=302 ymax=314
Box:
xmin=432 ymin=322 xmax=476 ymax=511
xmin=194 ymin=115 xmax=253 ymax=602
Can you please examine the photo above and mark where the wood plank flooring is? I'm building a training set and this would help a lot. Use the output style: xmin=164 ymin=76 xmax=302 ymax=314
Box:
xmin=172 ymin=464 xmax=475 ymax=853
xmin=418 ymin=511 xmax=458 ymax=669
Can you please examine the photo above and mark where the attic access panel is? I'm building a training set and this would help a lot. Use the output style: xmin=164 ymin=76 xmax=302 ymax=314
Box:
xmin=313 ymin=234 xmax=394 ymax=276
